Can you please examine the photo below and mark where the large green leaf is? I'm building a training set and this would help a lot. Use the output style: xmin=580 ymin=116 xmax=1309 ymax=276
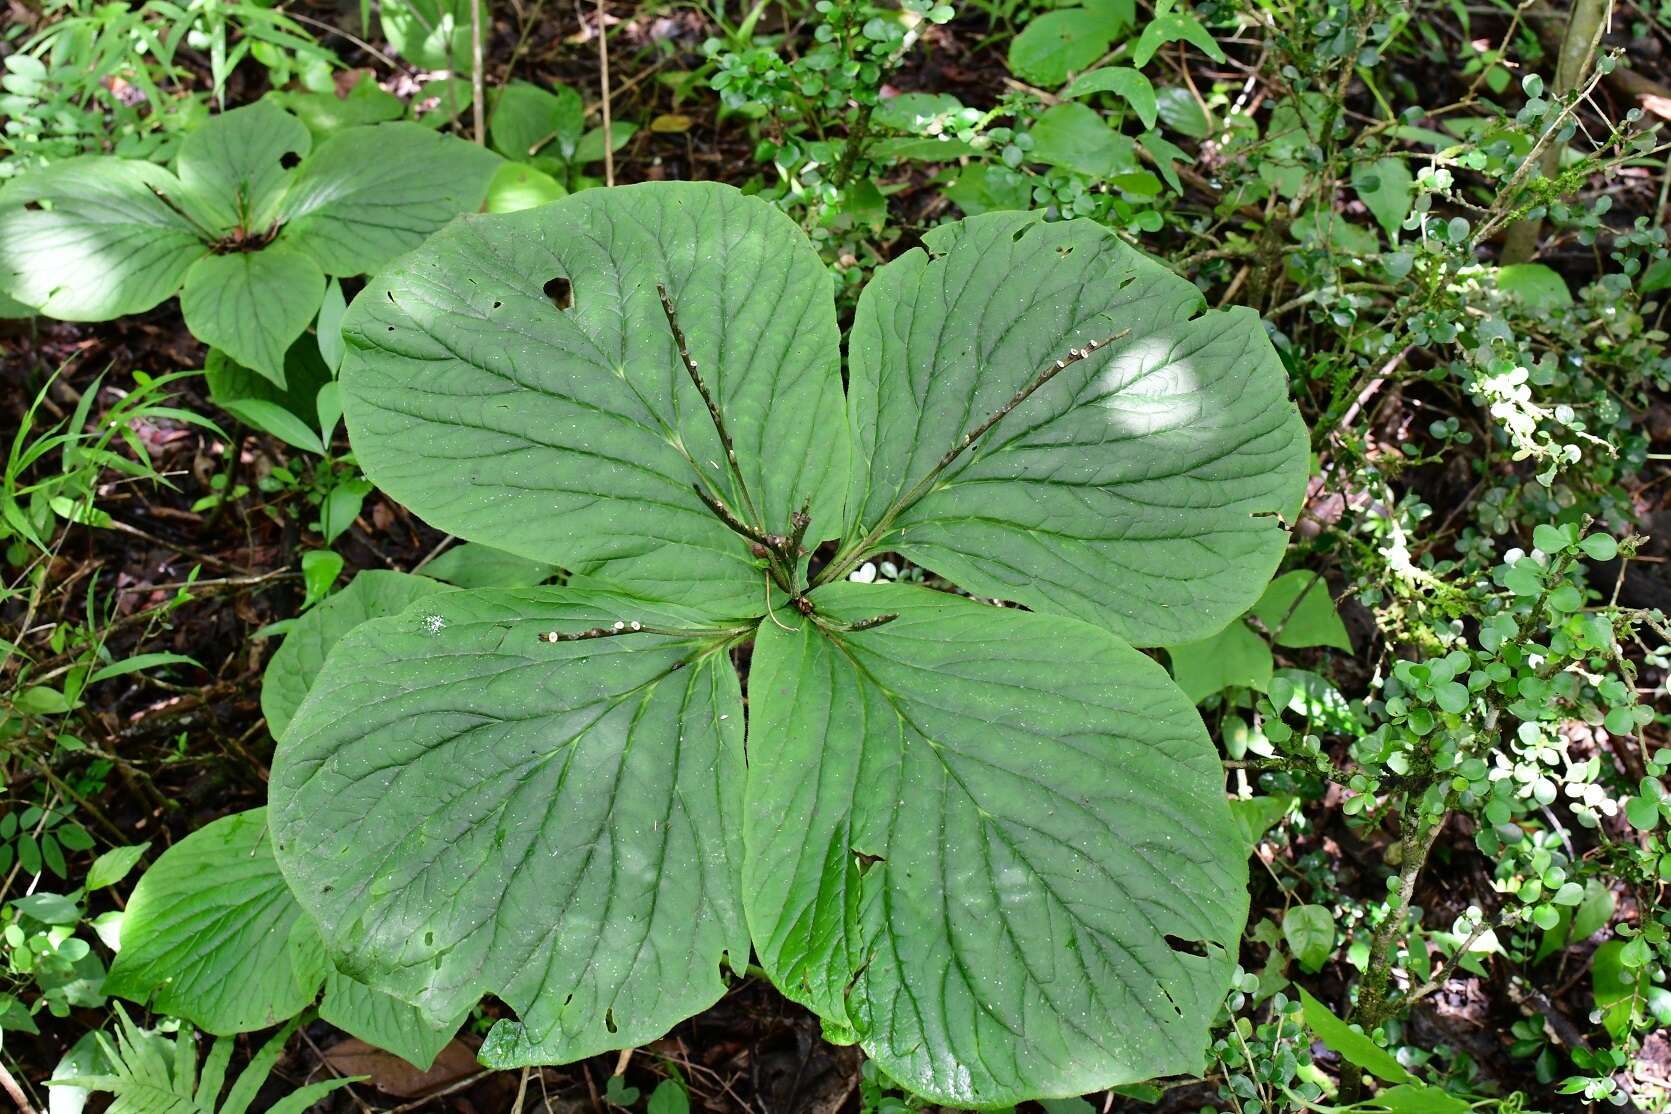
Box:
xmin=841 ymin=211 xmax=1307 ymax=646
xmin=268 ymin=587 xmax=750 ymax=1066
xmin=260 ymin=569 xmax=451 ymax=741
xmin=276 ymin=124 xmax=501 ymax=277
xmin=743 ymin=582 xmax=1246 ymax=1105
xmin=337 ymin=181 xmax=847 ymax=613
xmin=174 ymin=101 xmax=311 ymax=236
xmin=0 ymin=159 xmax=208 ymax=319
xmin=104 ymin=809 xmax=325 ymax=1033
xmin=181 ymin=247 xmax=325 ymax=386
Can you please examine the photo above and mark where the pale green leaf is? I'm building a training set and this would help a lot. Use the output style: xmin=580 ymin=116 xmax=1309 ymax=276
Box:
xmin=269 ymin=588 xmax=749 ymax=1066
xmin=0 ymin=159 xmax=208 ymax=319
xmin=485 ymin=162 xmax=568 ymax=213
xmin=1281 ymin=904 xmax=1334 ymax=972
xmin=1496 ymin=262 xmax=1572 ymax=313
xmin=744 ymin=583 xmax=1245 ymax=1106
xmin=1166 ymin=621 xmax=1272 ymax=703
xmin=1063 ymin=67 xmax=1158 ymax=129
xmin=260 ymin=569 xmax=451 ymax=741
xmin=1007 ymin=1 xmax=1130 ymax=87
xmin=843 ymin=211 xmax=1308 ymax=646
xmin=337 ymin=181 xmax=848 ymax=614
xmin=85 ymin=843 xmax=151 ymax=891
xmin=1250 ymin=571 xmax=1351 ymax=650
xmin=180 ymin=246 xmax=325 ymax=386
xmin=1350 ymin=157 xmax=1413 ymax=240
xmin=277 ymin=123 xmax=501 ymax=277
xmin=174 ymin=102 xmax=311 ymax=235
xmin=489 ymin=81 xmax=584 ymax=161
xmin=1297 ymin=988 xmax=1413 ymax=1084
xmin=104 ymin=809 xmax=327 ymax=1033
xmin=1029 ymin=103 xmax=1137 ymax=178
xmin=381 ymin=0 xmax=471 ymax=70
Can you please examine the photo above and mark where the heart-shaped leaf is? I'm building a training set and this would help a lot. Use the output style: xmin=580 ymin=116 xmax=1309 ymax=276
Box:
xmin=336 ymin=182 xmax=847 ymax=613
xmin=182 ymin=246 xmax=325 ymax=385
xmin=839 ymin=211 xmax=1307 ymax=646
xmin=745 ymin=583 xmax=1244 ymax=1105
xmin=270 ymin=588 xmax=750 ymax=1066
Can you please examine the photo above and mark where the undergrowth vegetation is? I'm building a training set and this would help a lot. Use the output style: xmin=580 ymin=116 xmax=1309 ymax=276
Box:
xmin=1 ymin=0 xmax=1669 ymax=1111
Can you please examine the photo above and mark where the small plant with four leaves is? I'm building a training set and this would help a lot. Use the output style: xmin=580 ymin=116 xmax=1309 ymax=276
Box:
xmin=119 ymin=180 xmax=1307 ymax=1106
xmin=0 ymin=99 xmax=499 ymax=386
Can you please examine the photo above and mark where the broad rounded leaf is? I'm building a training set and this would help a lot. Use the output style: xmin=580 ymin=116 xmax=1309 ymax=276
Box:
xmin=181 ymin=246 xmax=325 ymax=386
xmin=104 ymin=809 xmax=325 ymax=1033
xmin=843 ymin=211 xmax=1307 ymax=646
xmin=269 ymin=587 xmax=750 ymax=1066
xmin=744 ymin=582 xmax=1245 ymax=1105
xmin=260 ymin=569 xmax=451 ymax=741
xmin=175 ymin=102 xmax=311 ymax=235
xmin=276 ymin=123 xmax=502 ymax=277
xmin=338 ymin=181 xmax=847 ymax=613
xmin=0 ymin=160 xmax=208 ymax=319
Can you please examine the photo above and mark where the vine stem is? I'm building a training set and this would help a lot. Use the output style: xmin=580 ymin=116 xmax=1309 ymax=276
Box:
xmin=815 ymin=328 xmax=1129 ymax=587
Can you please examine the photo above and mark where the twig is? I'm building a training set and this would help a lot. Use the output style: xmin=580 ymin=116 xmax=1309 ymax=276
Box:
xmin=597 ymin=0 xmax=613 ymax=186
xmin=657 ymin=284 xmax=752 ymax=518
xmin=470 ymin=0 xmax=487 ymax=143
xmin=0 ymin=1059 xmax=39 ymax=1114
xmin=815 ymin=329 xmax=1129 ymax=586
xmin=382 ymin=1070 xmax=496 ymax=1113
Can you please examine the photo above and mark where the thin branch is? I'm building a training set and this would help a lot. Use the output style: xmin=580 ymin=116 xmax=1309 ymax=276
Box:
xmin=538 ymin=619 xmax=740 ymax=643
xmin=692 ymin=484 xmax=772 ymax=548
xmin=597 ymin=0 xmax=614 ymax=186
xmin=469 ymin=0 xmax=486 ymax=144
xmin=0 ymin=1060 xmax=39 ymax=1114
xmin=658 ymin=283 xmax=763 ymax=526
xmin=818 ymin=611 xmax=899 ymax=634
xmin=815 ymin=328 xmax=1129 ymax=586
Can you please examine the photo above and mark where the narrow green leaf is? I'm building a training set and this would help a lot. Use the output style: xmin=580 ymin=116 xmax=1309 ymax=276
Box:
xmin=86 ymin=842 xmax=151 ymax=890
xmin=1297 ymin=987 xmax=1413 ymax=1084
xmin=88 ymin=652 xmax=201 ymax=684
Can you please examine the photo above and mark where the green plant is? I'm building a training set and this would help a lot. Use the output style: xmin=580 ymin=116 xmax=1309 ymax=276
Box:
xmin=487 ymin=80 xmax=637 ymax=198
xmin=50 ymin=1007 xmax=359 ymax=1113
xmin=0 ymin=99 xmax=499 ymax=385
xmin=225 ymin=180 xmax=1306 ymax=1106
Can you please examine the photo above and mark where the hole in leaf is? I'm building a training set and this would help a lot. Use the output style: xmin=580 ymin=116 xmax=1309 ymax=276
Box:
xmin=1164 ymin=933 xmax=1209 ymax=959
xmin=386 ymin=290 xmax=396 ymax=303
xmin=491 ymin=300 xmax=503 ymax=310
xmin=23 ymin=200 xmax=42 ymax=212
xmin=544 ymin=276 xmax=573 ymax=310
xmin=853 ymin=850 xmax=885 ymax=875
xmin=279 ymin=151 xmax=301 ymax=170
xmin=1159 ymin=984 xmax=1186 ymax=1018
xmin=1056 ymin=244 xmax=1073 ymax=256
xmin=603 ymin=1008 xmax=617 ymax=1033
xmin=424 ymin=930 xmax=434 ymax=946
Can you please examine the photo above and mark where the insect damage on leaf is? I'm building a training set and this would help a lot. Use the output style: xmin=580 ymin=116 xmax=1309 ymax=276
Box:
xmin=265 ymin=180 xmax=1306 ymax=1106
